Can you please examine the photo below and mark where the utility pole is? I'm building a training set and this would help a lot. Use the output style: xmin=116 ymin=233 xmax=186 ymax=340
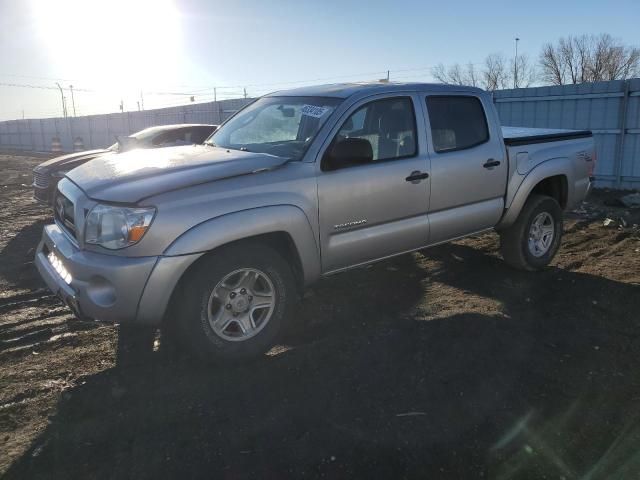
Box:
xmin=214 ymin=87 xmax=217 ymax=102
xmin=140 ymin=90 xmax=144 ymax=110
xmin=137 ymin=101 xmax=141 ymax=111
xmin=387 ymin=70 xmax=390 ymax=82
xmin=514 ymin=37 xmax=520 ymax=89
xmin=69 ymin=84 xmax=76 ymax=116
xmin=243 ymin=87 xmax=247 ymax=99
xmin=120 ymin=99 xmax=124 ymax=113
xmin=55 ymin=82 xmax=67 ymax=118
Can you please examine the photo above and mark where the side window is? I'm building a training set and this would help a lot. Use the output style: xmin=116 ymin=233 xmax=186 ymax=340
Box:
xmin=339 ymin=108 xmax=367 ymax=136
xmin=152 ymin=130 xmax=184 ymax=147
xmin=190 ymin=126 xmax=215 ymax=144
xmin=426 ymin=96 xmax=489 ymax=153
xmin=324 ymin=97 xmax=417 ymax=170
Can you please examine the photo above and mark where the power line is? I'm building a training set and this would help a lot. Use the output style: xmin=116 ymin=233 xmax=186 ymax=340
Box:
xmin=0 ymin=68 xmax=396 ymax=96
xmin=0 ymin=65 xmax=450 ymax=121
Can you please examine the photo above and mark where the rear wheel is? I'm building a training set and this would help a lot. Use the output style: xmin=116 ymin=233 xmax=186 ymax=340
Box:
xmin=499 ymin=194 xmax=563 ymax=271
xmin=177 ymin=243 xmax=296 ymax=362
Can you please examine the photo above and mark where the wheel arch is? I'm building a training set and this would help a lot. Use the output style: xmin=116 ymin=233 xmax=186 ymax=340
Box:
xmin=135 ymin=206 xmax=320 ymax=326
xmin=497 ymin=158 xmax=572 ymax=230
xmin=163 ymin=205 xmax=319 ymax=282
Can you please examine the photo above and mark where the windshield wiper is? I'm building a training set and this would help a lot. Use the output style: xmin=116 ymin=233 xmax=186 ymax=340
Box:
xmin=204 ymin=141 xmax=217 ymax=147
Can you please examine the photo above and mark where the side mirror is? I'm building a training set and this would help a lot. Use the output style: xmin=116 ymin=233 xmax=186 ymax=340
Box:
xmin=323 ymin=137 xmax=373 ymax=171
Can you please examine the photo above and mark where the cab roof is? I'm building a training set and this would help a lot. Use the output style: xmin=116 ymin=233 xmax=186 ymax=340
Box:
xmin=266 ymin=82 xmax=485 ymax=99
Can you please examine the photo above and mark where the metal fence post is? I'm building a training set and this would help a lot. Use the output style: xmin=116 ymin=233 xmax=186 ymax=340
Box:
xmin=15 ymin=120 xmax=20 ymax=150
xmin=27 ymin=120 xmax=34 ymax=151
xmin=67 ymin=117 xmax=73 ymax=152
xmin=106 ymin=116 xmax=111 ymax=147
xmin=614 ymin=80 xmax=630 ymax=188
xmin=40 ymin=119 xmax=46 ymax=151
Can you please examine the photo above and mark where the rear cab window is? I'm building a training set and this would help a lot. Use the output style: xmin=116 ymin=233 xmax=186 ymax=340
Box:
xmin=425 ymin=96 xmax=489 ymax=153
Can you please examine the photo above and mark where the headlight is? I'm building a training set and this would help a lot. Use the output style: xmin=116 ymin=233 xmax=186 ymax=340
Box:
xmin=84 ymin=204 xmax=155 ymax=249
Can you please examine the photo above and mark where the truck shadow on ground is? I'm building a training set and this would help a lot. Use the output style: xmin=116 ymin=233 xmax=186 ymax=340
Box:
xmin=5 ymin=243 xmax=640 ymax=479
xmin=0 ymin=219 xmax=48 ymax=290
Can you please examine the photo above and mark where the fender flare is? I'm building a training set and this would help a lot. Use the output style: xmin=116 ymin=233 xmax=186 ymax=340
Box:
xmin=497 ymin=157 xmax=573 ymax=229
xmin=163 ymin=204 xmax=321 ymax=285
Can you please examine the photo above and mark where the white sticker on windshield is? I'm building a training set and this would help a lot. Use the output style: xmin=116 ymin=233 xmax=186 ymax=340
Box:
xmin=301 ymin=104 xmax=329 ymax=118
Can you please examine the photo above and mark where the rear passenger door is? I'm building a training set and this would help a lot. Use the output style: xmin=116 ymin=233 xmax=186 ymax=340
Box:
xmin=423 ymin=94 xmax=507 ymax=244
xmin=317 ymin=94 xmax=431 ymax=273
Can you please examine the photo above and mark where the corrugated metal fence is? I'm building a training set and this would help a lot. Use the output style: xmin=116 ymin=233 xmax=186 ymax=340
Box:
xmin=1 ymin=79 xmax=639 ymax=188
xmin=0 ymin=97 xmax=253 ymax=153
xmin=494 ymin=78 xmax=640 ymax=189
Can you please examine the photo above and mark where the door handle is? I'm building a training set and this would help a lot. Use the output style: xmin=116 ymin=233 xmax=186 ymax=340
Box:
xmin=405 ymin=171 xmax=429 ymax=182
xmin=483 ymin=159 xmax=501 ymax=168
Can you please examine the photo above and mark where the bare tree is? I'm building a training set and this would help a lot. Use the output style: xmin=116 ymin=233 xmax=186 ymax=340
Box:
xmin=433 ymin=53 xmax=534 ymax=91
xmin=465 ymin=62 xmax=479 ymax=87
xmin=483 ymin=53 xmax=509 ymax=91
xmin=431 ymin=62 xmax=479 ymax=87
xmin=539 ymin=43 xmax=565 ymax=85
xmin=513 ymin=54 xmax=537 ymax=88
xmin=539 ymin=34 xmax=640 ymax=85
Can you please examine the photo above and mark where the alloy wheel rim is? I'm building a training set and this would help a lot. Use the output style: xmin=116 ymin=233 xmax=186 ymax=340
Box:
xmin=207 ymin=268 xmax=276 ymax=342
xmin=528 ymin=212 xmax=555 ymax=257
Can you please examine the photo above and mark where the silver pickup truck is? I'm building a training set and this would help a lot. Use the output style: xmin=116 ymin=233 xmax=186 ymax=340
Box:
xmin=35 ymin=83 xmax=595 ymax=362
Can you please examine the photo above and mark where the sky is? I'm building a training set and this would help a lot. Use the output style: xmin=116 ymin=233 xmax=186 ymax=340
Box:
xmin=0 ymin=0 xmax=639 ymax=121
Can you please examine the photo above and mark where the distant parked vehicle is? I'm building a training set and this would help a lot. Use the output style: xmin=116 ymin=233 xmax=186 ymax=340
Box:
xmin=32 ymin=124 xmax=218 ymax=205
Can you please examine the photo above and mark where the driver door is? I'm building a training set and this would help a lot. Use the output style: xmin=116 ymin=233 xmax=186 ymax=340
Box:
xmin=317 ymin=94 xmax=431 ymax=273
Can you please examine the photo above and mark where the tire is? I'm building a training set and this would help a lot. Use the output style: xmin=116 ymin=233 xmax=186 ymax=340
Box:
xmin=499 ymin=194 xmax=563 ymax=271
xmin=115 ymin=324 xmax=156 ymax=368
xmin=177 ymin=242 xmax=297 ymax=362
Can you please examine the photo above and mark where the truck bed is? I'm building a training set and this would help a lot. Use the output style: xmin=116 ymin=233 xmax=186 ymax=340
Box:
xmin=501 ymin=126 xmax=592 ymax=147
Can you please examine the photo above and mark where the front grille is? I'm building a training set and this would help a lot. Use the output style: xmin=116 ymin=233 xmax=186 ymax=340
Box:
xmin=54 ymin=192 xmax=76 ymax=239
xmin=34 ymin=187 xmax=49 ymax=202
xmin=33 ymin=170 xmax=49 ymax=188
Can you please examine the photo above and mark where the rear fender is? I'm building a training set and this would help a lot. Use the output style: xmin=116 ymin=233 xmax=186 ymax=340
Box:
xmin=497 ymin=157 xmax=573 ymax=229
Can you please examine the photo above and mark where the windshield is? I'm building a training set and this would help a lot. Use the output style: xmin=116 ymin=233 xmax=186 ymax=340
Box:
xmin=107 ymin=127 xmax=163 ymax=153
xmin=207 ymin=96 xmax=342 ymax=161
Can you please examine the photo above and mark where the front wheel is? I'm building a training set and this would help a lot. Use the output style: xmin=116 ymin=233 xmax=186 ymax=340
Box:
xmin=177 ymin=243 xmax=297 ymax=362
xmin=499 ymin=194 xmax=563 ymax=271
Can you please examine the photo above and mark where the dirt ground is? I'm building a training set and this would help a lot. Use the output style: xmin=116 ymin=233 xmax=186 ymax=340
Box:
xmin=1 ymin=152 xmax=639 ymax=479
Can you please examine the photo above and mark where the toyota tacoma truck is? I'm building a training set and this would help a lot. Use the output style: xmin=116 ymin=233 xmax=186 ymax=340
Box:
xmin=35 ymin=83 xmax=595 ymax=362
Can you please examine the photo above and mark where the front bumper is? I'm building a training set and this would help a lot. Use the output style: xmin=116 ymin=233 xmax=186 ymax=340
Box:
xmin=35 ymin=224 xmax=158 ymax=323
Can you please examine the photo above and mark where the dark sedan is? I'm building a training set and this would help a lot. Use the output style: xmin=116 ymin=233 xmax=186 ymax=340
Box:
xmin=33 ymin=124 xmax=217 ymax=204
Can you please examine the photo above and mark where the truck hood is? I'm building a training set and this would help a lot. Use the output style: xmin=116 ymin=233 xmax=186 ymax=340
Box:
xmin=35 ymin=149 xmax=113 ymax=172
xmin=65 ymin=145 xmax=287 ymax=203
